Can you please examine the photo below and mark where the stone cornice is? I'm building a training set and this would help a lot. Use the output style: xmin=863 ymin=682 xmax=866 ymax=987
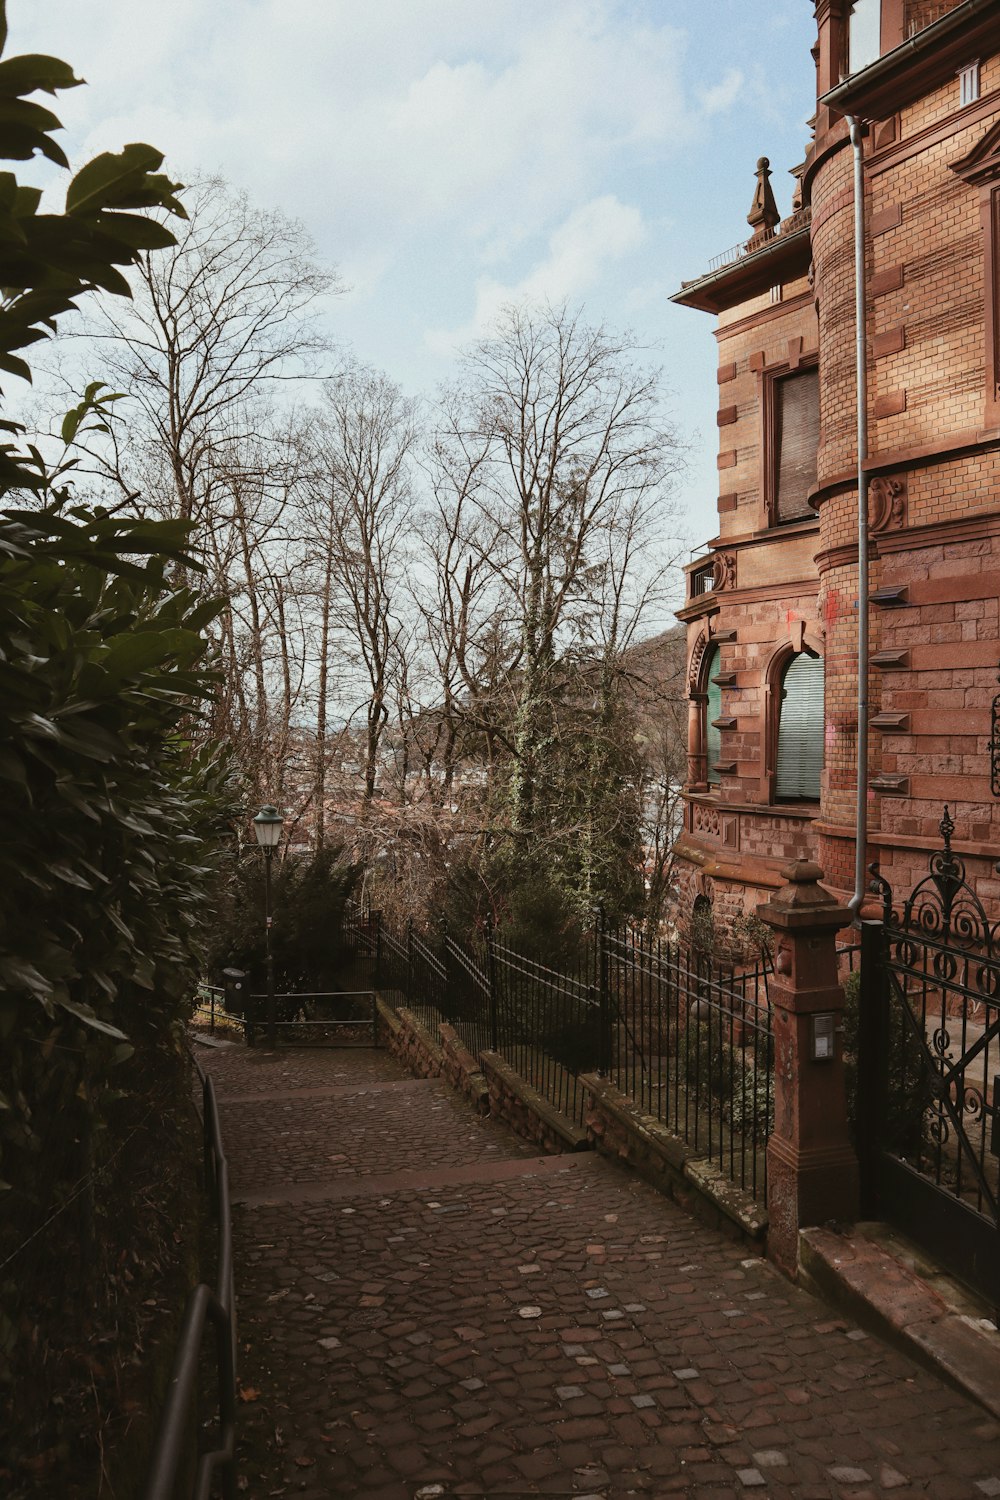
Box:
xmin=868 ymin=89 xmax=1000 ymax=179
xmin=816 ymin=820 xmax=1000 ymax=864
xmin=672 ymin=225 xmax=811 ymax=316
xmin=810 ymin=427 xmax=1000 ymax=509
xmin=815 ymin=508 xmax=1000 ymax=574
xmin=713 ymin=290 xmax=815 ymax=343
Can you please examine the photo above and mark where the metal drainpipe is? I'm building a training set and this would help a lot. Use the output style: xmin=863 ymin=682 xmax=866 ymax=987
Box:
xmin=847 ymin=113 xmax=870 ymax=919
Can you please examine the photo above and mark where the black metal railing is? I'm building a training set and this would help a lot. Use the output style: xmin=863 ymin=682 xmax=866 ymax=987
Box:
xmin=603 ymin=925 xmax=773 ymax=1201
xmin=359 ymin=899 xmax=774 ymax=1198
xmin=143 ymin=1057 xmax=236 ymax=1500
xmin=192 ymin=984 xmax=246 ymax=1038
xmin=490 ymin=938 xmax=597 ymax=1124
xmin=244 ymin=990 xmax=379 ymax=1047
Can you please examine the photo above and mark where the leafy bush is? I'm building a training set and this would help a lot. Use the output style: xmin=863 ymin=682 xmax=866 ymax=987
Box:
xmin=682 ymin=1017 xmax=774 ymax=1134
xmin=0 ymin=5 xmax=229 ymax=1409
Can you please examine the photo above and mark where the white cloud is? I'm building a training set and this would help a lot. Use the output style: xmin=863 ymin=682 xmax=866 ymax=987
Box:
xmin=12 ymin=2 xmax=695 ymax=269
xmin=698 ymin=68 xmax=744 ymax=116
xmin=426 ymin=195 xmax=646 ymax=356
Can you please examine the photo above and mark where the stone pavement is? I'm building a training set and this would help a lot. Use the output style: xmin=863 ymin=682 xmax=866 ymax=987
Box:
xmin=202 ymin=1039 xmax=1000 ymax=1499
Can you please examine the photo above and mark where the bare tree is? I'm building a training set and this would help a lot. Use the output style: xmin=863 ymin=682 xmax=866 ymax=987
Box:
xmin=303 ymin=363 xmax=417 ymax=827
xmin=431 ymin=301 xmax=685 ymax=915
xmin=52 ymin=178 xmax=341 ymax=811
xmin=412 ymin=411 xmax=515 ymax=803
xmin=193 ymin=414 xmax=313 ymax=807
xmin=78 ymin=176 xmax=338 ymax=532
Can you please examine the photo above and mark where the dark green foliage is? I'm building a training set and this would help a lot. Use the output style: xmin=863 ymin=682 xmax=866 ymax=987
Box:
xmin=485 ymin=846 xmax=589 ymax=970
xmin=0 ymin=3 xmax=225 ymax=1396
xmin=206 ymin=846 xmax=360 ymax=1013
xmin=689 ymin=897 xmax=717 ymax=956
xmin=534 ymin=1002 xmax=602 ymax=1073
xmin=683 ymin=1016 xmax=774 ymax=1133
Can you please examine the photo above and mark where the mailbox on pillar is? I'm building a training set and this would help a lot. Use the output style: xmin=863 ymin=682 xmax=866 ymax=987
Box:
xmin=810 ymin=1012 xmax=836 ymax=1061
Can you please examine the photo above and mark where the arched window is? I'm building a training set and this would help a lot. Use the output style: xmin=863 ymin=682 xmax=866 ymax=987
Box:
xmin=775 ymin=652 xmax=824 ymax=801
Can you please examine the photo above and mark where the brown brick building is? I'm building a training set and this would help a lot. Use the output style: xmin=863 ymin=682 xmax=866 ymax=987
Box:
xmin=672 ymin=0 xmax=1000 ymax=935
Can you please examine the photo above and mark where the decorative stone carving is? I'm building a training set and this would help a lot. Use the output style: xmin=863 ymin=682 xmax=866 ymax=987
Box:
xmin=747 ymin=157 xmax=780 ymax=237
xmin=688 ymin=631 xmax=710 ymax=694
xmin=715 ymin=551 xmax=737 ymax=591
xmin=693 ymin=804 xmax=722 ymax=838
xmin=868 ymin=474 xmax=907 ymax=532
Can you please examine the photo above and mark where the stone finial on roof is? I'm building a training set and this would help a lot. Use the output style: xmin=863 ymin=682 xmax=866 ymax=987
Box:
xmin=747 ymin=156 xmax=780 ymax=236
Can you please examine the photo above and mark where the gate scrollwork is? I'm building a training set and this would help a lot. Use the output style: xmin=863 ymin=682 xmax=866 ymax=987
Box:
xmin=863 ymin=806 xmax=1000 ymax=1311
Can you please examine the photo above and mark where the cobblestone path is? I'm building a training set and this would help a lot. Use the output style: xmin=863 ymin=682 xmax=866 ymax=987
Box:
xmin=205 ymin=1041 xmax=1000 ymax=1499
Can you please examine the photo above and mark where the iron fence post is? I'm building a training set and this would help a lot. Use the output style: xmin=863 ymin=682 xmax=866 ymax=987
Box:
xmin=596 ymin=904 xmax=610 ymax=1078
xmin=856 ymin=918 xmax=885 ymax=1218
xmin=372 ymin=908 xmax=382 ymax=989
xmin=485 ymin=914 xmax=499 ymax=1052
xmin=406 ymin=916 xmax=414 ymax=1002
xmin=442 ymin=917 xmax=452 ymax=1016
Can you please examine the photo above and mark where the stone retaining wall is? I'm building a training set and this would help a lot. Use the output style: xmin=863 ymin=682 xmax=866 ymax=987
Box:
xmin=378 ymin=998 xmax=768 ymax=1245
xmin=377 ymin=998 xmax=586 ymax=1152
xmin=439 ymin=1025 xmax=490 ymax=1116
xmin=479 ymin=1053 xmax=589 ymax=1155
xmin=377 ymin=998 xmax=444 ymax=1081
xmin=581 ymin=1073 xmax=768 ymax=1250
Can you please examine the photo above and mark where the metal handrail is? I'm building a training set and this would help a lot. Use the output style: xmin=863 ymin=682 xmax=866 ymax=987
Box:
xmin=143 ymin=1064 xmax=237 ymax=1500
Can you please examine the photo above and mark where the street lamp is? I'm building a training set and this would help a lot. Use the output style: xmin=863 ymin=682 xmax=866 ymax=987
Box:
xmin=252 ymin=804 xmax=284 ymax=1049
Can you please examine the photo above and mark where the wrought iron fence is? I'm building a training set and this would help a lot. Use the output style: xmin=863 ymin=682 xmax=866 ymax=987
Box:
xmin=490 ymin=938 xmax=597 ymax=1125
xmin=359 ymin=899 xmax=773 ymax=1199
xmin=603 ymin=924 xmax=773 ymax=1202
xmin=859 ymin=810 xmax=1000 ymax=1312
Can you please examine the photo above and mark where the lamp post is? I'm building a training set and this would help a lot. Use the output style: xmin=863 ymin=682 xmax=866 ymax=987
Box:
xmin=252 ymin=804 xmax=284 ymax=1050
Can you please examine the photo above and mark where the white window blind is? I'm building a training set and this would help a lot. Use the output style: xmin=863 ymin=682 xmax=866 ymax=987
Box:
xmin=775 ymin=368 xmax=819 ymax=522
xmin=959 ymin=62 xmax=980 ymax=108
xmin=776 ymin=653 xmax=824 ymax=800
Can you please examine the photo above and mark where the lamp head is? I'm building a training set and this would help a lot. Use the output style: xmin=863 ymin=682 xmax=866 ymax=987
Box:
xmin=252 ymin=804 xmax=284 ymax=849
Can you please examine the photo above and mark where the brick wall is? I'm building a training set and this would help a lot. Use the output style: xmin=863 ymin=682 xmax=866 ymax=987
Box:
xmin=676 ymin=22 xmax=1000 ymax=927
xmin=867 ymin=104 xmax=996 ymax=453
xmin=715 ymin=279 xmax=817 ymax=540
xmin=810 ymin=42 xmax=1000 ymax=907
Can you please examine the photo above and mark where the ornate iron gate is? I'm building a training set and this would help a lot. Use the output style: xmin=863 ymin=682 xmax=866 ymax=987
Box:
xmin=857 ymin=809 xmax=1000 ymax=1315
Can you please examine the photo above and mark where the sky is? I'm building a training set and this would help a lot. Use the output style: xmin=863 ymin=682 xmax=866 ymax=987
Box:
xmin=12 ymin=0 xmax=817 ymax=566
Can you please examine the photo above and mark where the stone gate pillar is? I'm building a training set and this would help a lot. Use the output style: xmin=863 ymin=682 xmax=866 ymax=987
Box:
xmin=757 ymin=860 xmax=858 ymax=1277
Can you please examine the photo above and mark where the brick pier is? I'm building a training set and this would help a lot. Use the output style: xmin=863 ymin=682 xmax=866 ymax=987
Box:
xmin=205 ymin=1041 xmax=1000 ymax=1499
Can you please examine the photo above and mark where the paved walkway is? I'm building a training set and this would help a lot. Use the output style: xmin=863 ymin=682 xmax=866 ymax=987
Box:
xmin=203 ymin=1040 xmax=1000 ymax=1499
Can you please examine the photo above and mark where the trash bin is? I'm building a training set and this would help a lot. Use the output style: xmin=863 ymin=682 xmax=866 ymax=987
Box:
xmin=221 ymin=967 xmax=248 ymax=1016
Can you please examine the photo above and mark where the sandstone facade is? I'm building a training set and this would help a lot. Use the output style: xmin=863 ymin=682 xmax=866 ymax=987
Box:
xmin=672 ymin=0 xmax=1000 ymax=937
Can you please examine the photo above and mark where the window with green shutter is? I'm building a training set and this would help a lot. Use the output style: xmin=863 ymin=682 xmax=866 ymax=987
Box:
xmin=775 ymin=652 xmax=824 ymax=801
